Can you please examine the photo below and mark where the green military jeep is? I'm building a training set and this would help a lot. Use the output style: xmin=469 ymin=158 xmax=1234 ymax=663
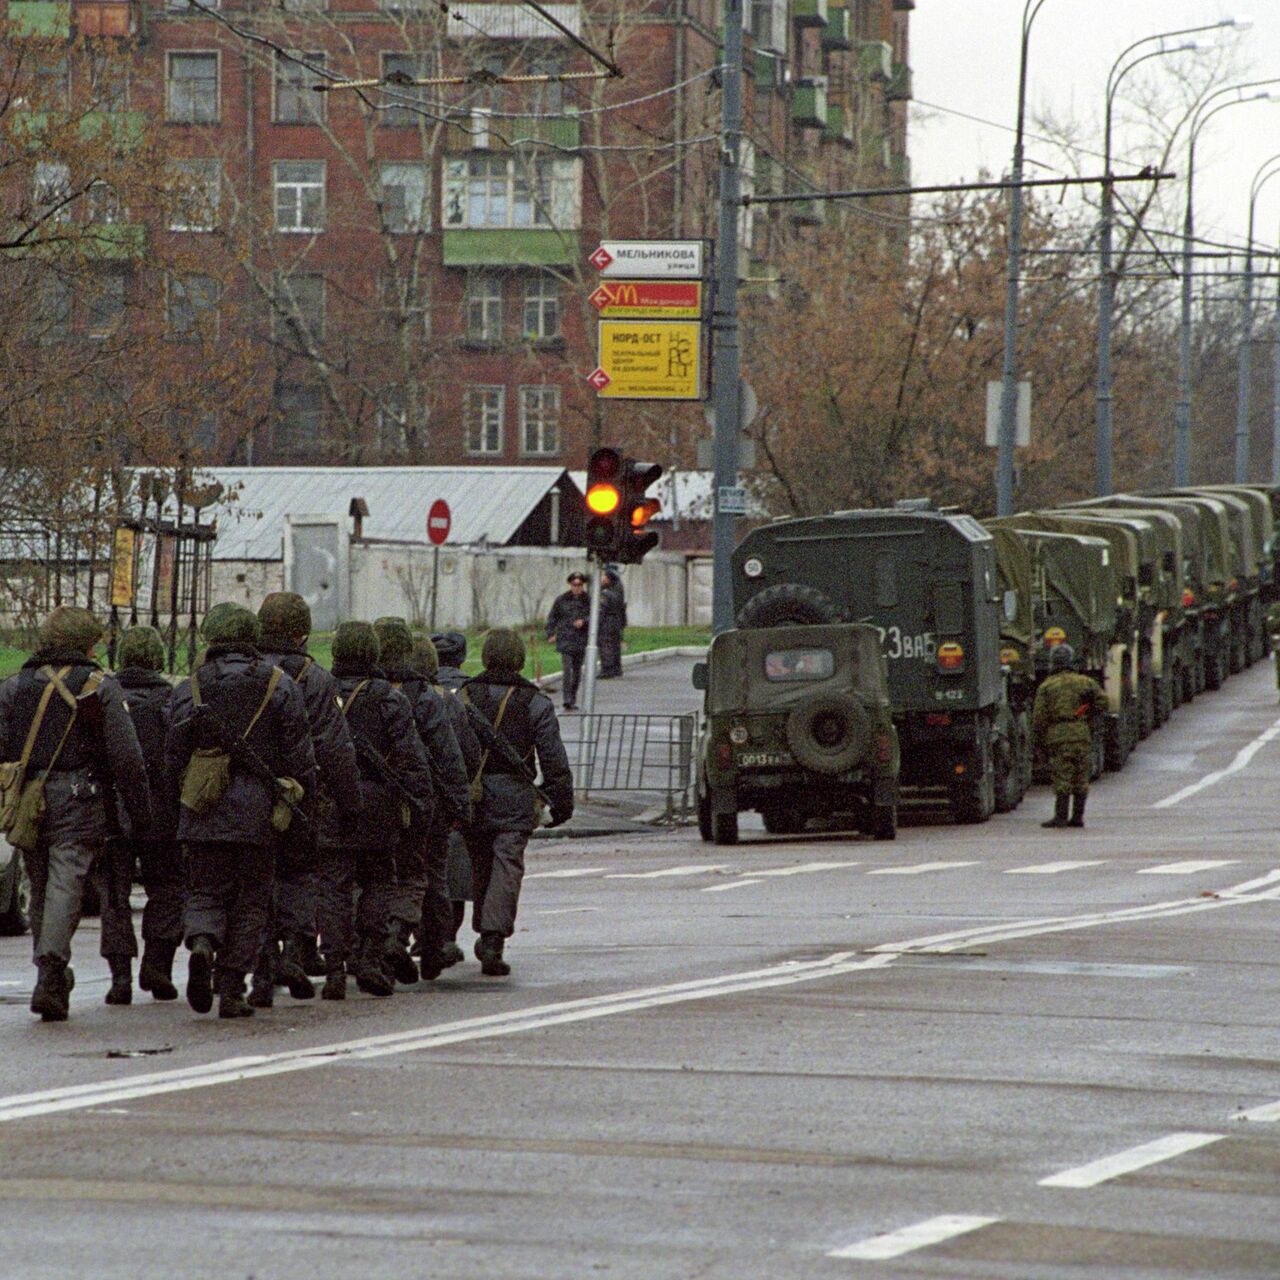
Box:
xmin=692 ymin=623 xmax=900 ymax=845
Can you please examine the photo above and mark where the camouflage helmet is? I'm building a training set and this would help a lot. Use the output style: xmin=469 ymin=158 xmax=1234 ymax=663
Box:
xmin=202 ymin=603 xmax=261 ymax=647
xmin=258 ymin=591 xmax=312 ymax=642
xmin=482 ymin=627 xmax=525 ymax=674
xmin=373 ymin=616 xmax=412 ymax=665
xmin=332 ymin=620 xmax=379 ymax=670
xmin=1049 ymin=642 xmax=1076 ymax=671
xmin=432 ymin=631 xmax=467 ymax=668
xmin=412 ymin=633 xmax=439 ymax=679
xmin=117 ymin=624 xmax=165 ymax=672
xmin=37 ymin=605 xmax=104 ymax=655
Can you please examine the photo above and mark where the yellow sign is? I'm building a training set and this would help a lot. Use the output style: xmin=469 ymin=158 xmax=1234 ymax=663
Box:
xmin=595 ymin=320 xmax=704 ymax=400
xmin=109 ymin=526 xmax=136 ymax=608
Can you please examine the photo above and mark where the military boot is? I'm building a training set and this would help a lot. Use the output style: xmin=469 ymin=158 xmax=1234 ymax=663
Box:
xmin=1041 ymin=794 xmax=1070 ymax=829
xmin=104 ymin=956 xmax=133 ymax=1006
xmin=1068 ymin=793 xmax=1087 ymax=829
xmin=353 ymin=937 xmax=395 ymax=997
xmin=475 ymin=932 xmax=511 ymax=977
xmin=299 ymin=933 xmax=326 ymax=978
xmin=383 ymin=924 xmax=420 ymax=986
xmin=439 ymin=942 xmax=465 ymax=968
xmin=186 ymin=935 xmax=216 ymax=1014
xmin=247 ymin=965 xmax=275 ymax=1009
xmin=138 ymin=941 xmax=179 ymax=1001
xmin=279 ymin=934 xmax=317 ymax=1000
xmin=217 ymin=972 xmax=255 ymax=1019
xmin=321 ymin=960 xmax=347 ymax=1001
xmin=30 ymin=957 xmax=69 ymax=1022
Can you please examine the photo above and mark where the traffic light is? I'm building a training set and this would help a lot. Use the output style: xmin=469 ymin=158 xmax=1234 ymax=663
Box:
xmin=584 ymin=446 xmax=624 ymax=553
xmin=618 ymin=460 xmax=664 ymax=563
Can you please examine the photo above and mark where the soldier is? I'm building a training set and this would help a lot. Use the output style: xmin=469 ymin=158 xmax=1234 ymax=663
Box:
xmin=546 ymin=571 xmax=590 ymax=711
xmin=1031 ymin=643 xmax=1108 ymax=830
xmin=599 ymin=568 xmax=627 ymax=679
xmin=1268 ymin=602 xmax=1280 ymax=698
xmin=251 ymin=592 xmax=362 ymax=1008
xmin=166 ymin=604 xmax=316 ymax=1018
xmin=463 ymin=628 xmax=574 ymax=976
xmin=112 ymin=625 xmax=182 ymax=1004
xmin=316 ymin=622 xmax=432 ymax=1000
xmin=0 ymin=606 xmax=151 ymax=1022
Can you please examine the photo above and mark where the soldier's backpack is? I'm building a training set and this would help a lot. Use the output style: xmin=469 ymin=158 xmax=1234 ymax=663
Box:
xmin=180 ymin=666 xmax=281 ymax=815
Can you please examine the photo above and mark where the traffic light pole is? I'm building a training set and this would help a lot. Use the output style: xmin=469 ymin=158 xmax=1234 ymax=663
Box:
xmin=580 ymin=554 xmax=604 ymax=717
xmin=710 ymin=0 xmax=743 ymax=635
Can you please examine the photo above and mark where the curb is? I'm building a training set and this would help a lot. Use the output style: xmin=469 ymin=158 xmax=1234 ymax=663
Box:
xmin=536 ymin=644 xmax=707 ymax=691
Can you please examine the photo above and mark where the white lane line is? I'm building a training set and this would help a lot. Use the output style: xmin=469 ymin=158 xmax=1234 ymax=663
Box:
xmin=1138 ymin=860 xmax=1238 ymax=875
xmin=1153 ymin=716 xmax=1280 ymax=808
xmin=536 ymin=908 xmax=602 ymax=917
xmin=828 ymin=1214 xmax=1000 ymax=1261
xmin=868 ymin=861 xmax=981 ymax=876
xmin=752 ymin=861 xmax=861 ymax=878
xmin=1237 ymin=1099 xmax=1280 ymax=1122
xmin=4 ymin=870 xmax=1279 ymax=1127
xmin=1005 ymin=861 xmax=1107 ymax=876
xmin=605 ymin=864 xmax=727 ymax=880
xmin=525 ymin=867 xmax=606 ymax=881
xmin=1038 ymin=1132 xmax=1224 ymax=1188
xmin=701 ymin=879 xmax=766 ymax=893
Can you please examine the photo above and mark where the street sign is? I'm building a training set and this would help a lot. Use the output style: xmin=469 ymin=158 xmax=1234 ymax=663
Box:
xmin=591 ymin=240 xmax=706 ymax=280
xmin=595 ymin=320 xmax=705 ymax=400
xmin=985 ymin=380 xmax=1031 ymax=448
xmin=717 ymin=486 xmax=748 ymax=515
xmin=427 ymin=498 xmax=451 ymax=546
xmin=586 ymin=367 xmax=612 ymax=391
xmin=589 ymin=280 xmax=704 ymax=319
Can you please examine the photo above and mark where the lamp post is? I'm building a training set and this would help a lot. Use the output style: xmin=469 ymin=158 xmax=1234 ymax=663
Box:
xmin=1274 ymin=235 xmax=1280 ymax=484
xmin=1236 ymin=156 xmax=1280 ymax=482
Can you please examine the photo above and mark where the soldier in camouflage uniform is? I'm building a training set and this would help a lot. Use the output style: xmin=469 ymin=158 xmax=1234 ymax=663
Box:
xmin=1031 ymin=643 xmax=1108 ymax=829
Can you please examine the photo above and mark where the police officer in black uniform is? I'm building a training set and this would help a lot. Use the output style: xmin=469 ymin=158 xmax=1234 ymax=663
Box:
xmin=546 ymin=572 xmax=591 ymax=710
xmin=599 ymin=568 xmax=627 ymax=679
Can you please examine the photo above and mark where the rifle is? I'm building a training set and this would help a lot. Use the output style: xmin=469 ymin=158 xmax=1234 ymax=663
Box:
xmin=74 ymin=672 xmax=124 ymax=843
xmin=457 ymin=687 xmax=554 ymax=812
xmin=349 ymin=731 xmax=433 ymax=826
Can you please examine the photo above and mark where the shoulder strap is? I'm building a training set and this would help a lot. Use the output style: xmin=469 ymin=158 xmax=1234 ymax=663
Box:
xmin=340 ymin=679 xmax=371 ymax=718
xmin=242 ymin=667 xmax=282 ymax=740
xmin=191 ymin=669 xmax=203 ymax=708
xmin=38 ymin=666 xmax=105 ymax=778
xmin=15 ymin=668 xmax=66 ymax=777
xmin=471 ymin=686 xmax=517 ymax=790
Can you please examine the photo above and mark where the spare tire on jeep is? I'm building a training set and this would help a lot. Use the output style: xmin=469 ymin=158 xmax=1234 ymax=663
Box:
xmin=736 ymin=583 xmax=846 ymax=629
xmin=785 ymin=691 xmax=870 ymax=775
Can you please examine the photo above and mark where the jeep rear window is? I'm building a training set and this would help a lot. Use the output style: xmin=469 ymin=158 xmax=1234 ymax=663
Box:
xmin=764 ymin=648 xmax=835 ymax=682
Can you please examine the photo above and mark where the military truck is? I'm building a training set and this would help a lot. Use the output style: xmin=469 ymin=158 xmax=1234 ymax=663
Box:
xmin=732 ymin=506 xmax=1026 ymax=824
xmin=692 ymin=624 xmax=899 ymax=844
xmin=1194 ymin=487 xmax=1272 ymax=662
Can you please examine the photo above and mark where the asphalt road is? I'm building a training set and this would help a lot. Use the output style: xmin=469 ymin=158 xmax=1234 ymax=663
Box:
xmin=1 ymin=658 xmax=1279 ymax=1278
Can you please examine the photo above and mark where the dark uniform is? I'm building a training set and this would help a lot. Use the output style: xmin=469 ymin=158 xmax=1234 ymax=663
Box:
xmin=463 ymin=628 xmax=574 ymax=975
xmin=0 ymin=607 xmax=151 ymax=1021
xmin=254 ymin=592 xmax=362 ymax=1006
xmin=599 ymin=569 xmax=626 ymax=679
xmin=166 ymin=605 xmax=316 ymax=1018
xmin=546 ymin=574 xmax=591 ymax=710
xmin=316 ymin=622 xmax=432 ymax=1000
xmin=1031 ymin=644 xmax=1108 ymax=829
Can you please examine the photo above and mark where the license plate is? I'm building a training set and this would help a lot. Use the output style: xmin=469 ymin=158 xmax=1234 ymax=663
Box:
xmin=738 ymin=751 xmax=793 ymax=768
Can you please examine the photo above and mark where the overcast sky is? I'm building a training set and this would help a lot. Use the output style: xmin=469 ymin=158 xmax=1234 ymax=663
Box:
xmin=909 ymin=1 xmax=1280 ymax=249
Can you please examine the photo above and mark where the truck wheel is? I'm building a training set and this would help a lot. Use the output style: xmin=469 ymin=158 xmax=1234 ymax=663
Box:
xmin=762 ymin=808 xmax=806 ymax=835
xmin=1205 ymin=647 xmax=1225 ymax=690
xmin=952 ymin=730 xmax=994 ymax=824
xmin=1090 ymin=734 xmax=1105 ymax=781
xmin=711 ymin=809 xmax=739 ymax=846
xmin=867 ymin=803 xmax=897 ymax=841
xmin=697 ymin=783 xmax=713 ymax=843
xmin=785 ymin=693 xmax=869 ymax=775
xmin=1138 ymin=676 xmax=1155 ymax=739
xmin=1104 ymin=710 xmax=1129 ymax=772
xmin=735 ymin=583 xmax=846 ymax=629
xmin=1156 ymin=675 xmax=1173 ymax=726
xmin=993 ymin=738 xmax=1018 ymax=814
xmin=0 ymin=857 xmax=31 ymax=937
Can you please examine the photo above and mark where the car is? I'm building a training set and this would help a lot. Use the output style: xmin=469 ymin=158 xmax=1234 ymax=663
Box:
xmin=0 ymin=834 xmax=30 ymax=936
xmin=693 ymin=622 xmax=899 ymax=845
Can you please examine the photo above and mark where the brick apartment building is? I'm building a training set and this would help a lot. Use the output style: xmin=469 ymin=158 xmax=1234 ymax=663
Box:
xmin=6 ymin=0 xmax=914 ymax=470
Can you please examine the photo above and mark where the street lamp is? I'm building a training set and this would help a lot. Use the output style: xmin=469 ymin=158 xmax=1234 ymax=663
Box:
xmin=1238 ymin=155 xmax=1280 ymax=482
xmin=1096 ymin=24 xmax=1227 ymax=497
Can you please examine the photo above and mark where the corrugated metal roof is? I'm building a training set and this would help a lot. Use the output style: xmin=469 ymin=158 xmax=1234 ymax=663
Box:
xmin=169 ymin=467 xmax=574 ymax=560
xmin=448 ymin=3 xmax=579 ymax=38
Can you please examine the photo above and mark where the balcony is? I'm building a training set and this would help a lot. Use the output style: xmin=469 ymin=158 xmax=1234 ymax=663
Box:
xmin=821 ymin=1 xmax=852 ymax=50
xmin=442 ymin=228 xmax=579 ymax=267
xmin=9 ymin=1 xmax=71 ymax=36
xmin=753 ymin=49 xmax=787 ymax=92
xmin=791 ymin=0 xmax=827 ymax=28
xmin=790 ymin=78 xmax=827 ymax=129
xmin=858 ymin=40 xmax=892 ymax=82
xmin=84 ymin=222 xmax=145 ymax=259
xmin=446 ymin=112 xmax=580 ymax=152
xmin=12 ymin=109 xmax=146 ymax=149
xmin=822 ymin=102 xmax=852 ymax=146
xmin=76 ymin=0 xmax=142 ymax=36
xmin=886 ymin=61 xmax=913 ymax=102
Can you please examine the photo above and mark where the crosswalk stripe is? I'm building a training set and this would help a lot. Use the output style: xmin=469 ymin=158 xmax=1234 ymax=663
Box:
xmin=606 ymin=864 xmax=728 ymax=880
xmin=828 ymin=1214 xmax=1000 ymax=1261
xmin=1038 ymin=1132 xmax=1224 ymax=1188
xmin=1138 ymin=860 xmax=1239 ymax=876
xmin=868 ymin=861 xmax=982 ymax=876
xmin=1005 ymin=861 xmax=1107 ymax=875
xmin=752 ymin=861 xmax=861 ymax=877
xmin=525 ymin=867 xmax=606 ymax=881
xmin=701 ymin=879 xmax=765 ymax=893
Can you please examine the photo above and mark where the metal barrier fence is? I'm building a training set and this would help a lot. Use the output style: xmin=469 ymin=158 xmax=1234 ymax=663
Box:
xmin=558 ymin=712 xmax=699 ymax=823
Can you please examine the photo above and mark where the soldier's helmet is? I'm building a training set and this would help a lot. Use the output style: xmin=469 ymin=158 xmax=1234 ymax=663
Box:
xmin=482 ymin=627 xmax=525 ymax=674
xmin=259 ymin=592 xmax=312 ymax=643
xmin=373 ymin=616 xmax=413 ymax=666
xmin=432 ymin=631 xmax=467 ymax=668
xmin=118 ymin=624 xmax=166 ymax=672
xmin=332 ymin=620 xmax=380 ymax=672
xmin=37 ymin=605 xmax=104 ymax=655
xmin=1049 ymin=642 xmax=1076 ymax=671
xmin=203 ymin=603 xmax=261 ymax=647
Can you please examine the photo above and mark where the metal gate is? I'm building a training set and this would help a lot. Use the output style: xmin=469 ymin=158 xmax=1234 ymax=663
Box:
xmin=285 ymin=517 xmax=344 ymax=633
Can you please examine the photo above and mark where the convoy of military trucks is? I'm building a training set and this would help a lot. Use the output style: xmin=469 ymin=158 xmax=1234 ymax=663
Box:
xmin=694 ymin=485 xmax=1279 ymax=844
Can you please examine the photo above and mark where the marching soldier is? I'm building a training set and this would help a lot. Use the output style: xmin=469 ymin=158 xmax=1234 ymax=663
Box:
xmin=1031 ymin=643 xmax=1108 ymax=830
xmin=166 ymin=605 xmax=316 ymax=1018
xmin=546 ymin=571 xmax=590 ymax=711
xmin=463 ymin=628 xmax=574 ymax=976
xmin=0 ymin=606 xmax=151 ymax=1022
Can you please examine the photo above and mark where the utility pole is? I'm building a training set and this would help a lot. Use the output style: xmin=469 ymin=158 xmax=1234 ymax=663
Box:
xmin=709 ymin=0 xmax=743 ymax=635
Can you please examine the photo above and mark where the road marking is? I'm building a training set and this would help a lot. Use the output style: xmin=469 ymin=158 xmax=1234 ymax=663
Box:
xmin=606 ymin=864 xmax=727 ymax=880
xmin=1153 ymin=716 xmax=1280 ymax=808
xmin=1138 ymin=860 xmax=1238 ymax=875
xmin=1 ymin=870 xmax=1277 ymax=1126
xmin=868 ymin=861 xmax=981 ymax=876
xmin=536 ymin=908 xmax=602 ymax=916
xmin=1005 ymin=861 xmax=1107 ymax=875
xmin=525 ymin=867 xmax=606 ymax=881
xmin=752 ymin=861 xmax=861 ymax=878
xmin=1039 ymin=1132 xmax=1224 ymax=1188
xmin=701 ymin=879 xmax=765 ymax=893
xmin=1237 ymin=1099 xmax=1280 ymax=1122
xmin=828 ymin=1214 xmax=1000 ymax=1261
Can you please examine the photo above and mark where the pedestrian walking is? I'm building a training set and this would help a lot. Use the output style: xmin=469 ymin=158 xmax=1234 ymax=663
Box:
xmin=166 ymin=605 xmax=316 ymax=1018
xmin=0 ymin=606 xmax=151 ymax=1022
xmin=1031 ymin=643 xmax=1108 ymax=830
xmin=546 ymin=572 xmax=590 ymax=710
xmin=599 ymin=568 xmax=627 ymax=679
xmin=462 ymin=628 xmax=574 ymax=976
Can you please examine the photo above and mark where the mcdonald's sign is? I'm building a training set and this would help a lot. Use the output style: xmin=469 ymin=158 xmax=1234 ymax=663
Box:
xmin=588 ymin=280 xmax=703 ymax=319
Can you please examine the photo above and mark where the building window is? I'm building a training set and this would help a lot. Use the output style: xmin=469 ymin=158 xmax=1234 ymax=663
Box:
xmin=519 ymin=385 xmax=560 ymax=456
xmin=274 ymin=52 xmax=326 ymax=124
xmin=379 ymin=162 xmax=430 ymax=233
xmin=528 ymin=48 xmax=563 ymax=112
xmin=273 ymin=272 xmax=325 ymax=347
xmin=88 ymin=52 xmax=129 ymax=111
xmin=464 ymin=273 xmax=503 ymax=342
xmin=464 ymin=385 xmax=504 ymax=455
xmin=169 ymin=409 xmax=219 ymax=452
xmin=275 ymin=384 xmax=324 ymax=453
xmin=87 ymin=269 xmax=126 ymax=339
xmin=281 ymin=0 xmax=325 ymax=11
xmin=168 ymin=0 xmax=219 ymax=9
xmin=274 ymin=161 xmax=325 ymax=232
xmin=522 ymin=273 xmax=560 ymax=340
xmin=36 ymin=58 xmax=70 ymax=112
xmin=380 ymin=53 xmax=436 ymax=126
xmin=33 ymin=161 xmax=72 ymax=224
xmin=166 ymin=52 xmax=219 ymax=123
xmin=443 ymin=155 xmax=578 ymax=230
xmin=380 ymin=272 xmax=431 ymax=338
xmin=169 ymin=159 xmax=220 ymax=231
xmin=167 ymin=273 xmax=219 ymax=340
xmin=86 ymin=181 xmax=123 ymax=224
xmin=376 ymin=386 xmax=412 ymax=454
xmin=36 ymin=275 xmax=71 ymax=345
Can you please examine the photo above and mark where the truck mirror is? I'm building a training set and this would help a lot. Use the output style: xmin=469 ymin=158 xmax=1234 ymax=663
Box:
xmin=691 ymin=661 xmax=708 ymax=691
xmin=1003 ymin=589 xmax=1018 ymax=622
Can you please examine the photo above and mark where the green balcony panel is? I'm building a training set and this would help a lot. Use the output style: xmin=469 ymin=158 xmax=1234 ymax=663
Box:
xmin=443 ymin=228 xmax=579 ymax=267
xmin=822 ymin=102 xmax=851 ymax=145
xmin=790 ymin=81 xmax=827 ymax=129
xmin=8 ymin=1 xmax=71 ymax=37
xmin=84 ymin=222 xmax=145 ymax=259
xmin=890 ymin=153 xmax=911 ymax=187
xmin=753 ymin=49 xmax=785 ymax=91
xmin=821 ymin=4 xmax=851 ymax=50
xmin=506 ymin=115 xmax=581 ymax=150
xmin=789 ymin=198 xmax=824 ymax=228
xmin=886 ymin=61 xmax=913 ymax=102
xmin=792 ymin=0 xmax=827 ymax=28
xmin=858 ymin=40 xmax=892 ymax=81
xmin=81 ymin=110 xmax=147 ymax=146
